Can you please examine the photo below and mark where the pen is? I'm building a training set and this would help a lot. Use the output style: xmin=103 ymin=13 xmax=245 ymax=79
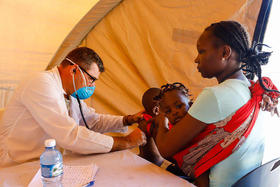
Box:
xmin=82 ymin=180 xmax=95 ymax=187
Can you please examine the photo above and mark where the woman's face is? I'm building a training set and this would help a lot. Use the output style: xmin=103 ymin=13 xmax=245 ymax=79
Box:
xmin=160 ymin=90 xmax=190 ymax=125
xmin=194 ymin=31 xmax=226 ymax=79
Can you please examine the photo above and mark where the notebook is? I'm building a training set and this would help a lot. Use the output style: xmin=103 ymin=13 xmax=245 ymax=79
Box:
xmin=28 ymin=164 xmax=99 ymax=187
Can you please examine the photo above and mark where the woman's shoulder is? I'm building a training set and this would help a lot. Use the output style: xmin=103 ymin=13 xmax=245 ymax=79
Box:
xmin=221 ymin=78 xmax=251 ymax=88
xmin=209 ymin=79 xmax=250 ymax=92
xmin=189 ymin=79 xmax=251 ymax=124
xmin=205 ymin=79 xmax=251 ymax=101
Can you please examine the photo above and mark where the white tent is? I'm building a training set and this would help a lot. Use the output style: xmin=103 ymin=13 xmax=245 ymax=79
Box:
xmin=0 ymin=0 xmax=265 ymax=115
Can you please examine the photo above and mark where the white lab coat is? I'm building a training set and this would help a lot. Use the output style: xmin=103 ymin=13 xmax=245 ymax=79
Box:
xmin=0 ymin=67 xmax=127 ymax=167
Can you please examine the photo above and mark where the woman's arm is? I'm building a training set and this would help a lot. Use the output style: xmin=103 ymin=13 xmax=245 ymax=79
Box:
xmin=154 ymin=87 xmax=222 ymax=158
xmin=154 ymin=113 xmax=207 ymax=158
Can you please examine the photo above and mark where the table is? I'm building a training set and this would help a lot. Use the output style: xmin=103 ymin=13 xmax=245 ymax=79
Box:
xmin=0 ymin=150 xmax=195 ymax=187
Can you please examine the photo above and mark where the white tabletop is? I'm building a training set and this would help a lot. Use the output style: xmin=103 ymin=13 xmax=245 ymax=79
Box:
xmin=0 ymin=150 xmax=195 ymax=187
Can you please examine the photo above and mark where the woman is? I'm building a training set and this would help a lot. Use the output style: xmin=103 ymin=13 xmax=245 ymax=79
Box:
xmin=152 ymin=21 xmax=279 ymax=187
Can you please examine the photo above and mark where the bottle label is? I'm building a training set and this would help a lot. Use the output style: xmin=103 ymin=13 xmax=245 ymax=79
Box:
xmin=41 ymin=162 xmax=63 ymax=178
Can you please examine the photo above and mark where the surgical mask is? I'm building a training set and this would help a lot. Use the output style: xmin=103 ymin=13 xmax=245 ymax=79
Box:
xmin=71 ymin=65 xmax=95 ymax=100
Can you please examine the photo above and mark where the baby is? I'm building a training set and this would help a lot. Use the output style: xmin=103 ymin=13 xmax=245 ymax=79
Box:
xmin=142 ymin=88 xmax=161 ymax=119
xmin=157 ymin=82 xmax=192 ymax=127
xmin=138 ymin=87 xmax=162 ymax=165
xmin=140 ymin=87 xmax=161 ymax=135
xmin=139 ymin=82 xmax=192 ymax=169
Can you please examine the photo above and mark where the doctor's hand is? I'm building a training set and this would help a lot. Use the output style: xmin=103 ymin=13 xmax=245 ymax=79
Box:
xmin=123 ymin=111 xmax=145 ymax=126
xmin=111 ymin=128 xmax=147 ymax=151
xmin=126 ymin=128 xmax=147 ymax=147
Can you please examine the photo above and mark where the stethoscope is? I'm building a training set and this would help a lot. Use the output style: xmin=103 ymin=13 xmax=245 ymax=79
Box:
xmin=75 ymin=94 xmax=90 ymax=130
xmin=72 ymin=68 xmax=91 ymax=130
xmin=67 ymin=58 xmax=92 ymax=130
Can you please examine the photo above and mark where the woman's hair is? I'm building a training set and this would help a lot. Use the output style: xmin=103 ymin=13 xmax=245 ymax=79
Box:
xmin=205 ymin=21 xmax=278 ymax=93
xmin=154 ymin=82 xmax=191 ymax=101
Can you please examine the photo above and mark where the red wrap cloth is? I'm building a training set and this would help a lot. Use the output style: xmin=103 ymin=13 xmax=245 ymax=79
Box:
xmin=172 ymin=77 xmax=280 ymax=178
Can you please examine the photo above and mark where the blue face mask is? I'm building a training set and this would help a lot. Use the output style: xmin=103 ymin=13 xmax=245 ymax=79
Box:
xmin=71 ymin=86 xmax=95 ymax=100
xmin=71 ymin=66 xmax=95 ymax=100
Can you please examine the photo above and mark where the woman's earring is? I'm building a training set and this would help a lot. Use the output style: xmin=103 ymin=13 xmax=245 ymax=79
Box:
xmin=222 ymin=58 xmax=225 ymax=61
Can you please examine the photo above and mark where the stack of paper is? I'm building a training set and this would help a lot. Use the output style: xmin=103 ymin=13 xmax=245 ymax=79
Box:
xmin=28 ymin=164 xmax=99 ymax=187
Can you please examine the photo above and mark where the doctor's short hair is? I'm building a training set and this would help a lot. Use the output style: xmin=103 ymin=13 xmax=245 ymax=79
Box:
xmin=61 ymin=47 xmax=104 ymax=72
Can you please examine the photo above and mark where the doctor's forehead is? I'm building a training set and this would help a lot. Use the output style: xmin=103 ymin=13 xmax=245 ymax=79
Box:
xmin=89 ymin=63 xmax=101 ymax=76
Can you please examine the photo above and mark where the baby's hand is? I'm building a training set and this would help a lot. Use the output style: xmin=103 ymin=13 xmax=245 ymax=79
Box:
xmin=152 ymin=114 xmax=169 ymax=138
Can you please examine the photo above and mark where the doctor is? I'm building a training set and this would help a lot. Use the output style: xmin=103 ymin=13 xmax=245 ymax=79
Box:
xmin=0 ymin=47 xmax=146 ymax=167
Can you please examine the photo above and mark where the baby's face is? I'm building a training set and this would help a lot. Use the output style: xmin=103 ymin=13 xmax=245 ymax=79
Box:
xmin=160 ymin=90 xmax=190 ymax=125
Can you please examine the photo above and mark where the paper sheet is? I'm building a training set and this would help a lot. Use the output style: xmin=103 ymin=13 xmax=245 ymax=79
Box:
xmin=28 ymin=164 xmax=99 ymax=187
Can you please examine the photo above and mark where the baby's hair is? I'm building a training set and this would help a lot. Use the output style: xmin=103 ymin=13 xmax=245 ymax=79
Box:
xmin=154 ymin=82 xmax=191 ymax=101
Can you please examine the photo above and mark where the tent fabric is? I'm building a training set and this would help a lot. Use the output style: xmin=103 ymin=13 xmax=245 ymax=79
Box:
xmin=67 ymin=0 xmax=261 ymax=115
xmin=1 ymin=0 xmax=262 ymax=115
xmin=46 ymin=0 xmax=123 ymax=71
xmin=0 ymin=0 xmax=99 ymax=108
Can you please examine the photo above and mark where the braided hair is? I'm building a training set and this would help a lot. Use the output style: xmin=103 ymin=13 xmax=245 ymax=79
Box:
xmin=154 ymin=82 xmax=191 ymax=102
xmin=205 ymin=21 xmax=279 ymax=94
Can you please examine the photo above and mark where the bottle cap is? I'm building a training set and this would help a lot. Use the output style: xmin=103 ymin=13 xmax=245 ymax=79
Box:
xmin=44 ymin=139 xmax=56 ymax=147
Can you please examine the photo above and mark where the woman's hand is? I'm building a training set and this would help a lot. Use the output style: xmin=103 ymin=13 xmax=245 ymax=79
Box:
xmin=154 ymin=113 xmax=207 ymax=158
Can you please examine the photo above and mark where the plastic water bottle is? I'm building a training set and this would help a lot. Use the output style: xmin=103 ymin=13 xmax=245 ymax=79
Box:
xmin=40 ymin=139 xmax=63 ymax=187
